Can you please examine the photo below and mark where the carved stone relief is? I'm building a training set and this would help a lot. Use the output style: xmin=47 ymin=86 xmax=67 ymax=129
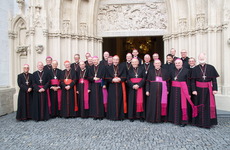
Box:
xmin=97 ymin=2 xmax=167 ymax=33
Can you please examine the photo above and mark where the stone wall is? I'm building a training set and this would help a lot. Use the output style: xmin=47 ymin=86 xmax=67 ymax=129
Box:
xmin=0 ymin=88 xmax=15 ymax=116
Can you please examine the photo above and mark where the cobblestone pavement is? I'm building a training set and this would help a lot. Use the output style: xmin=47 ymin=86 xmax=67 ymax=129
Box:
xmin=0 ymin=113 xmax=229 ymax=150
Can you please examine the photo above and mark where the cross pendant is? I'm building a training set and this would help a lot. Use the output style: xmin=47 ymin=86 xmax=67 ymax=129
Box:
xmin=54 ymin=76 xmax=57 ymax=79
xmin=135 ymin=74 xmax=138 ymax=78
xmin=174 ymin=77 xmax=177 ymax=80
xmin=145 ymin=71 xmax=147 ymax=74
xmin=114 ymin=73 xmax=117 ymax=77
xmin=203 ymin=75 xmax=206 ymax=80
xmin=26 ymin=81 xmax=29 ymax=85
xmin=39 ymin=79 xmax=42 ymax=83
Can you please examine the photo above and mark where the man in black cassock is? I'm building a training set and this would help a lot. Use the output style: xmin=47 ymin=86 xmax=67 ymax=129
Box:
xmin=60 ymin=60 xmax=78 ymax=118
xmin=120 ymin=53 xmax=133 ymax=73
xmin=32 ymin=62 xmax=50 ymax=121
xmin=105 ymin=55 xmax=127 ymax=120
xmin=43 ymin=56 xmax=53 ymax=73
xmin=71 ymin=54 xmax=80 ymax=71
xmin=48 ymin=60 xmax=62 ymax=117
xmin=168 ymin=59 xmax=197 ymax=127
xmin=84 ymin=52 xmax=91 ymax=65
xmin=187 ymin=57 xmax=197 ymax=123
xmin=16 ymin=64 xmax=33 ymax=121
xmin=145 ymin=59 xmax=170 ymax=123
xmin=162 ymin=54 xmax=175 ymax=73
xmin=181 ymin=49 xmax=190 ymax=69
xmin=88 ymin=56 xmax=105 ymax=120
xmin=132 ymin=49 xmax=143 ymax=65
xmin=191 ymin=53 xmax=219 ymax=128
xmin=86 ymin=56 xmax=93 ymax=69
xmin=142 ymin=54 xmax=153 ymax=75
xmin=100 ymin=51 xmax=110 ymax=66
xmin=170 ymin=48 xmax=178 ymax=63
xmin=127 ymin=58 xmax=146 ymax=122
xmin=76 ymin=61 xmax=90 ymax=118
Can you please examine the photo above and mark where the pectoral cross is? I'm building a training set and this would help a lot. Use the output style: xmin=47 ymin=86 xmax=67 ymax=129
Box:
xmin=174 ymin=76 xmax=177 ymax=80
xmin=54 ymin=76 xmax=57 ymax=79
xmin=39 ymin=79 xmax=42 ymax=83
xmin=95 ymin=74 xmax=97 ymax=77
xmin=202 ymin=75 xmax=206 ymax=80
xmin=65 ymin=78 xmax=68 ymax=81
xmin=135 ymin=74 xmax=138 ymax=78
xmin=26 ymin=81 xmax=29 ymax=85
xmin=114 ymin=73 xmax=117 ymax=77
xmin=145 ymin=71 xmax=147 ymax=74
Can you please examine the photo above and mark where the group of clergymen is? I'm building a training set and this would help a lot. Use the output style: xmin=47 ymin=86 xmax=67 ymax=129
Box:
xmin=16 ymin=48 xmax=219 ymax=129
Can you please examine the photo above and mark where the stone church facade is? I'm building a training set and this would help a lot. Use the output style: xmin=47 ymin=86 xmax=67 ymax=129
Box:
xmin=0 ymin=0 xmax=230 ymax=114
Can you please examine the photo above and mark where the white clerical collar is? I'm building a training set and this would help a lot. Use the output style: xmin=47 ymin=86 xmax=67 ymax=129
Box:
xmin=38 ymin=70 xmax=43 ymax=72
xmin=127 ymin=61 xmax=131 ymax=63
xmin=81 ymin=68 xmax=86 ymax=71
xmin=95 ymin=64 xmax=99 ymax=66
xmin=190 ymin=66 xmax=195 ymax=68
xmin=155 ymin=68 xmax=161 ymax=70
xmin=145 ymin=62 xmax=149 ymax=65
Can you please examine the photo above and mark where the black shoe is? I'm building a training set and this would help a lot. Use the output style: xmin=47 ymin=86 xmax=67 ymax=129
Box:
xmin=180 ymin=124 xmax=186 ymax=127
xmin=130 ymin=119 xmax=134 ymax=122
xmin=140 ymin=118 xmax=145 ymax=122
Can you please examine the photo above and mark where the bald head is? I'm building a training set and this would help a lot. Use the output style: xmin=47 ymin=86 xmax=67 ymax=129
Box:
xmin=154 ymin=59 xmax=161 ymax=69
xmin=126 ymin=53 xmax=133 ymax=62
xmin=131 ymin=58 xmax=139 ymax=68
xmin=175 ymin=59 xmax=183 ymax=69
xmin=113 ymin=55 xmax=120 ymax=66
xmin=198 ymin=53 xmax=207 ymax=64
xmin=170 ymin=48 xmax=176 ymax=56
xmin=52 ymin=60 xmax=58 ymax=69
xmin=144 ymin=54 xmax=151 ymax=63
xmin=37 ymin=61 xmax=44 ymax=71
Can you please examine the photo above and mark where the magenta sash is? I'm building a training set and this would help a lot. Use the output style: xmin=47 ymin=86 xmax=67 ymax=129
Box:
xmin=196 ymin=81 xmax=216 ymax=119
xmin=79 ymin=79 xmax=89 ymax=109
xmin=130 ymin=78 xmax=144 ymax=112
xmin=172 ymin=81 xmax=199 ymax=121
xmin=51 ymin=79 xmax=62 ymax=111
xmin=38 ymin=85 xmax=51 ymax=114
xmin=103 ymin=88 xmax=108 ymax=112
xmin=150 ymin=76 xmax=168 ymax=116
xmin=94 ymin=79 xmax=108 ymax=112
xmin=94 ymin=79 xmax=102 ymax=83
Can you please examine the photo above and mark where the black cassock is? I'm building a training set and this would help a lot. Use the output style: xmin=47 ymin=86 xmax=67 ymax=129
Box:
xmin=191 ymin=64 xmax=219 ymax=128
xmin=162 ymin=62 xmax=175 ymax=73
xmin=32 ymin=71 xmax=50 ymax=121
xmin=141 ymin=62 xmax=154 ymax=75
xmin=60 ymin=69 xmax=77 ymax=118
xmin=16 ymin=73 xmax=33 ymax=121
xmin=145 ymin=68 xmax=170 ymax=123
xmin=44 ymin=64 xmax=52 ymax=73
xmin=100 ymin=59 xmax=108 ymax=66
xmin=88 ymin=64 xmax=105 ymax=118
xmin=105 ymin=64 xmax=127 ymax=120
xmin=70 ymin=62 xmax=79 ymax=72
xmin=127 ymin=66 xmax=146 ymax=120
xmin=76 ymin=68 xmax=90 ymax=118
xmin=168 ymin=67 xmax=191 ymax=125
xmin=48 ymin=68 xmax=62 ymax=117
